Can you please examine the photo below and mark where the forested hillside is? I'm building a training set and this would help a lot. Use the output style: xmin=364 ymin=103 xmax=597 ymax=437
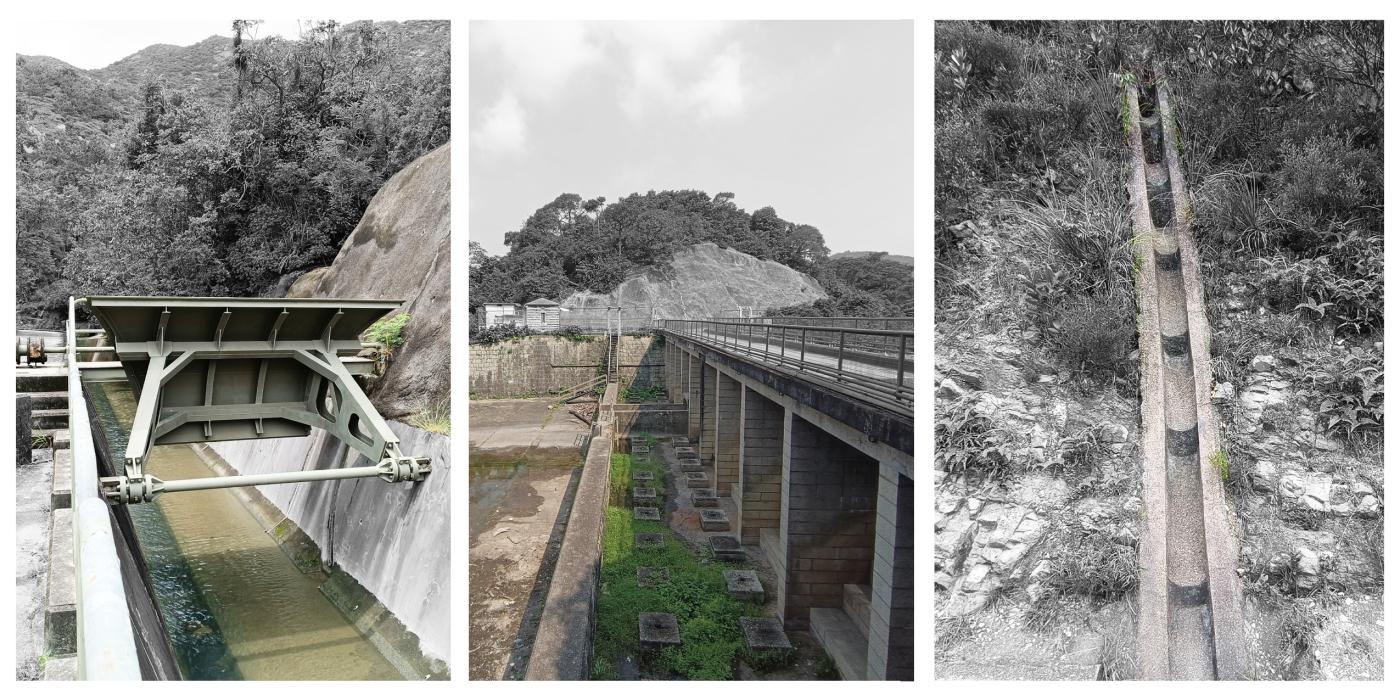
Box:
xmin=469 ymin=189 xmax=913 ymax=319
xmin=16 ymin=20 xmax=450 ymax=326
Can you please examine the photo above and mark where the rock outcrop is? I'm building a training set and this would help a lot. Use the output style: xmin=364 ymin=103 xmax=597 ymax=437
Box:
xmin=560 ymin=242 xmax=825 ymax=320
xmin=289 ymin=142 xmax=450 ymax=420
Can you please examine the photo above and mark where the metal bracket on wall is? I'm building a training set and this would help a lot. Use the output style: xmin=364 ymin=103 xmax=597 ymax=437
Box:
xmin=80 ymin=296 xmax=431 ymax=504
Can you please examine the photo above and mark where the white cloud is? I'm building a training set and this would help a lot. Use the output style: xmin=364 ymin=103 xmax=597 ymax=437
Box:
xmin=472 ymin=20 xmax=750 ymax=129
xmin=473 ymin=22 xmax=602 ymax=102
xmin=472 ymin=93 xmax=527 ymax=156
xmin=688 ymin=45 xmax=746 ymax=121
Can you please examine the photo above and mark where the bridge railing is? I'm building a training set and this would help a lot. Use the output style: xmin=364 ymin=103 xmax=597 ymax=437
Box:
xmin=661 ymin=318 xmax=913 ymax=413
xmin=708 ymin=316 xmax=913 ymax=333
xmin=67 ymin=297 xmax=142 ymax=679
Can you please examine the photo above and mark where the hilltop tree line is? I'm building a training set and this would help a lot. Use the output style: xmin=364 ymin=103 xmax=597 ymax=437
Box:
xmin=469 ymin=190 xmax=913 ymax=318
xmin=17 ymin=20 xmax=449 ymax=326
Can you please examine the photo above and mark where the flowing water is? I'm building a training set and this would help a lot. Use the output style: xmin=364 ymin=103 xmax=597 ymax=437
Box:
xmin=89 ymin=382 xmax=400 ymax=680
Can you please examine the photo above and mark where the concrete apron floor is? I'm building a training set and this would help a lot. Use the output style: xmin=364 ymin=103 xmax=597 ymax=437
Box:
xmin=469 ymin=397 xmax=591 ymax=680
xmin=1156 ymin=227 xmax=1216 ymax=680
xmin=15 ymin=447 xmax=55 ymax=681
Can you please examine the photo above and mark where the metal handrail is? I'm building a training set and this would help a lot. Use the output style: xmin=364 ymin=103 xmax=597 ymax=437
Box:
xmin=661 ymin=318 xmax=913 ymax=415
xmin=68 ymin=296 xmax=142 ymax=679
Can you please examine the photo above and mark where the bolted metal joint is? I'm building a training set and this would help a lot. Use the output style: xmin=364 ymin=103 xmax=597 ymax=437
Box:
xmin=100 ymin=475 xmax=165 ymax=504
xmin=377 ymin=456 xmax=432 ymax=483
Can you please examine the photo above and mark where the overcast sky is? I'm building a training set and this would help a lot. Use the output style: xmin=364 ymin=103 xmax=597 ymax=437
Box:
xmin=13 ymin=20 xmax=309 ymax=69
xmin=470 ymin=20 xmax=914 ymax=257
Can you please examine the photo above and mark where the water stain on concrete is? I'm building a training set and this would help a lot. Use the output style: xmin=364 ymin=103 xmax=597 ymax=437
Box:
xmin=469 ymin=397 xmax=590 ymax=680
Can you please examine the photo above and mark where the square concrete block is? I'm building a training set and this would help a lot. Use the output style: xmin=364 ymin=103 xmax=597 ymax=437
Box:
xmin=640 ymin=612 xmax=682 ymax=648
xmin=675 ymin=446 xmax=697 ymax=458
xmin=637 ymin=566 xmax=671 ymax=588
xmin=634 ymin=506 xmax=661 ymax=521
xmin=691 ymin=488 xmax=719 ymax=508
xmin=632 ymin=444 xmax=651 ymax=455
xmin=710 ymin=535 xmax=745 ymax=561
xmin=699 ymin=508 xmax=730 ymax=532
xmin=685 ymin=471 xmax=710 ymax=487
xmin=633 ymin=486 xmax=658 ymax=504
xmin=724 ymin=570 xmax=765 ymax=602
xmin=679 ymin=458 xmax=702 ymax=469
xmin=740 ymin=617 xmax=792 ymax=651
xmin=672 ymin=437 xmax=690 ymax=445
xmin=636 ymin=533 xmax=665 ymax=549
xmin=632 ymin=470 xmax=654 ymax=483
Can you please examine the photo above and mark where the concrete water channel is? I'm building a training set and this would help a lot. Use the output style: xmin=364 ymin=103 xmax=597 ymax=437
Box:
xmin=1127 ymin=71 xmax=1246 ymax=680
xmin=89 ymin=381 xmax=400 ymax=680
xmin=468 ymin=397 xmax=590 ymax=679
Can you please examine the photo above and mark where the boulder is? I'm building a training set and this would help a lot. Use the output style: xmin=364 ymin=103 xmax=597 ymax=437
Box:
xmin=289 ymin=143 xmax=450 ymax=420
xmin=1294 ymin=547 xmax=1321 ymax=592
xmin=560 ymin=242 xmax=825 ymax=320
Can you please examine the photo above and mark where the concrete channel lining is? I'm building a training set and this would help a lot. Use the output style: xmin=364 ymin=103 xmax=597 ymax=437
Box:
xmin=1157 ymin=76 xmax=1248 ymax=680
xmin=1125 ymin=81 xmax=1172 ymax=682
xmin=523 ymin=383 xmax=618 ymax=680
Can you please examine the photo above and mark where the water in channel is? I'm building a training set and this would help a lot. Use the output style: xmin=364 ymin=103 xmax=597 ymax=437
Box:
xmin=89 ymin=382 xmax=400 ymax=680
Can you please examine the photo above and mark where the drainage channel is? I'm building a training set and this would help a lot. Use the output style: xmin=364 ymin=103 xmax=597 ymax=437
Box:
xmin=88 ymin=381 xmax=401 ymax=680
xmin=1127 ymin=72 xmax=1245 ymax=680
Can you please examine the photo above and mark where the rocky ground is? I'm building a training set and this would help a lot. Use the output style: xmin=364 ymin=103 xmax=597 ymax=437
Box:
xmin=934 ymin=325 xmax=1143 ymax=680
xmin=934 ymin=269 xmax=1386 ymax=681
xmin=1205 ymin=262 xmax=1385 ymax=680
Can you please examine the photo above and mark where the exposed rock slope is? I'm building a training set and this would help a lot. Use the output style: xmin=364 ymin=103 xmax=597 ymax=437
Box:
xmin=290 ymin=142 xmax=450 ymax=419
xmin=561 ymin=242 xmax=825 ymax=320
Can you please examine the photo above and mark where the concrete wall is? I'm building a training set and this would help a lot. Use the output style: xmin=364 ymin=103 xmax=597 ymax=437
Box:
xmin=613 ymin=404 xmax=687 ymax=435
xmin=469 ymin=335 xmax=662 ymax=398
xmin=207 ymin=422 xmax=450 ymax=665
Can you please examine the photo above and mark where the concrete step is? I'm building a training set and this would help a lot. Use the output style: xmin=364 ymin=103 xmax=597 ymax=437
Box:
xmin=32 ymin=408 xmax=70 ymax=430
xmin=16 ymin=370 xmax=66 ymax=393
xmin=46 ymin=507 xmax=76 ymax=656
xmin=42 ymin=655 xmax=78 ymax=680
xmin=810 ymin=607 xmax=868 ymax=681
xmin=843 ymin=583 xmax=873 ymax=642
xmin=20 ymin=391 xmax=68 ymax=410
xmin=35 ymin=429 xmax=70 ymax=451
xmin=52 ymin=449 xmax=72 ymax=510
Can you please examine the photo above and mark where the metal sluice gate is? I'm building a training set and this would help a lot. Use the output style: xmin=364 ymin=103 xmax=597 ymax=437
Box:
xmin=80 ymin=296 xmax=431 ymax=504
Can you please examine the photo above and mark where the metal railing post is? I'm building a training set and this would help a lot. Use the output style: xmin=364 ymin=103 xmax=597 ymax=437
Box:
xmin=897 ymin=333 xmax=908 ymax=388
xmin=837 ymin=330 xmax=846 ymax=377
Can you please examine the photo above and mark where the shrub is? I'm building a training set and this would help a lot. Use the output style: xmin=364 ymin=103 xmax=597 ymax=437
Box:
xmin=1027 ymin=527 xmax=1138 ymax=626
xmin=935 ymin=391 xmax=1012 ymax=479
xmin=935 ymin=22 xmax=1025 ymax=99
xmin=365 ymin=312 xmax=410 ymax=350
xmin=553 ymin=324 xmax=590 ymax=342
xmin=407 ymin=399 xmax=450 ymax=435
xmin=1275 ymin=135 xmax=1373 ymax=225
xmin=1047 ymin=292 xmax=1135 ymax=375
xmin=470 ymin=322 xmax=528 ymax=345
xmin=1303 ymin=346 xmax=1383 ymax=440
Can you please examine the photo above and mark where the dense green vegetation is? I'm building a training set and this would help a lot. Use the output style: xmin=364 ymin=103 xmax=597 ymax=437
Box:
xmin=16 ymin=20 xmax=449 ymax=326
xmin=469 ymin=191 xmax=913 ymax=318
xmin=936 ymin=21 xmax=1382 ymax=412
xmin=593 ymin=453 xmax=775 ymax=680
